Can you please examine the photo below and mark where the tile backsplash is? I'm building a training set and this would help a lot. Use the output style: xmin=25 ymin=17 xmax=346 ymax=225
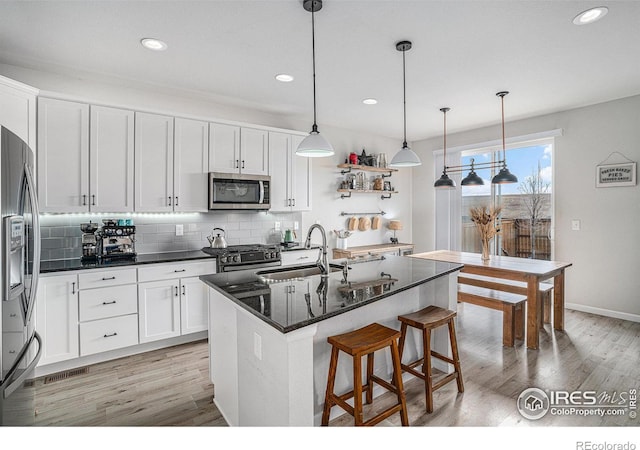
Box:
xmin=39 ymin=211 xmax=303 ymax=261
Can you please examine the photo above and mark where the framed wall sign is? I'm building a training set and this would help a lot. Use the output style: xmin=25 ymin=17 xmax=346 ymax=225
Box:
xmin=596 ymin=162 xmax=636 ymax=187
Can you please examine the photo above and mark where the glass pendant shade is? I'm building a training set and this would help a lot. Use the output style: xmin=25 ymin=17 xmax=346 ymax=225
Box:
xmin=389 ymin=144 xmax=421 ymax=167
xmin=461 ymin=169 xmax=484 ymax=186
xmin=434 ymin=172 xmax=456 ymax=188
xmin=296 ymin=130 xmax=335 ymax=157
xmin=491 ymin=166 xmax=518 ymax=184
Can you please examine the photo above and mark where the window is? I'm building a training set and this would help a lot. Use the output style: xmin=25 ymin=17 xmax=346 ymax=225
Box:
xmin=460 ymin=139 xmax=553 ymax=260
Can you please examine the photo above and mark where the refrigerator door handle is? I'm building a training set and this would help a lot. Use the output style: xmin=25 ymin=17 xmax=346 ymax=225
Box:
xmin=23 ymin=164 xmax=40 ymax=324
xmin=2 ymin=332 xmax=42 ymax=399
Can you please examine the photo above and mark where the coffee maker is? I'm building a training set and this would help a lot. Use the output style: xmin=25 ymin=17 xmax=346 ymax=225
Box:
xmin=100 ymin=220 xmax=136 ymax=259
xmin=80 ymin=222 xmax=100 ymax=261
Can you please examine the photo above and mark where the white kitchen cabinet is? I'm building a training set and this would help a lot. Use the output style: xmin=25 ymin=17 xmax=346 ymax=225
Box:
xmin=174 ymin=117 xmax=209 ymax=212
xmin=208 ymin=122 xmax=240 ymax=174
xmin=0 ymin=75 xmax=37 ymax=148
xmin=35 ymin=274 xmax=79 ymax=365
xmin=208 ymin=124 xmax=268 ymax=176
xmin=134 ymin=111 xmax=174 ymax=212
xmin=89 ymin=105 xmax=135 ymax=212
xmin=38 ymin=98 xmax=134 ymax=213
xmin=180 ymin=276 xmax=209 ymax=334
xmin=138 ymin=279 xmax=181 ymax=343
xmin=268 ymin=132 xmax=311 ymax=212
xmin=138 ymin=260 xmax=214 ymax=339
xmin=37 ymin=97 xmax=89 ymax=212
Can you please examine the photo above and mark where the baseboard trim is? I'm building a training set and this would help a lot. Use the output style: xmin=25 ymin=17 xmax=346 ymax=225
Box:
xmin=565 ymin=303 xmax=640 ymax=323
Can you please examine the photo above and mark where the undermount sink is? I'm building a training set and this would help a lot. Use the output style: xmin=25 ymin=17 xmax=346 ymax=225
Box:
xmin=256 ymin=263 xmax=343 ymax=283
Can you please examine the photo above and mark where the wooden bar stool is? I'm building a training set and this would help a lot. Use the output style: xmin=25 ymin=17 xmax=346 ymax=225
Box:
xmin=321 ymin=323 xmax=409 ymax=426
xmin=397 ymin=305 xmax=464 ymax=413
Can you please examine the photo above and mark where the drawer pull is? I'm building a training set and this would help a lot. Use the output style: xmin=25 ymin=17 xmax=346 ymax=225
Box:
xmin=103 ymin=332 xmax=118 ymax=338
xmin=9 ymin=350 xmax=16 ymax=354
xmin=298 ymin=256 xmax=309 ymax=260
xmin=174 ymin=269 xmax=186 ymax=273
xmin=102 ymin=276 xmax=116 ymax=281
xmin=9 ymin=313 xmax=17 ymax=318
xmin=102 ymin=300 xmax=117 ymax=305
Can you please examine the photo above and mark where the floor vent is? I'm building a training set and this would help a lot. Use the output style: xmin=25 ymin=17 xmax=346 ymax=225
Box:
xmin=44 ymin=367 xmax=89 ymax=384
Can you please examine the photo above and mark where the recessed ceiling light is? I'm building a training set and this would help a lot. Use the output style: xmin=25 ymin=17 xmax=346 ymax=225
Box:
xmin=362 ymin=98 xmax=378 ymax=105
xmin=573 ymin=6 xmax=608 ymax=25
xmin=275 ymin=74 xmax=294 ymax=82
xmin=140 ymin=38 xmax=168 ymax=51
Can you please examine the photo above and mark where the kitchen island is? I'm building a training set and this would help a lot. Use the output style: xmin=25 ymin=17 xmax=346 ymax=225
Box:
xmin=200 ymin=255 xmax=463 ymax=426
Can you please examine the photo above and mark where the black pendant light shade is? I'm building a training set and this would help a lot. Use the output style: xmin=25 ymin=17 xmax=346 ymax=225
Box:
xmin=460 ymin=159 xmax=484 ymax=186
xmin=491 ymin=91 xmax=517 ymax=184
xmin=434 ymin=107 xmax=455 ymax=188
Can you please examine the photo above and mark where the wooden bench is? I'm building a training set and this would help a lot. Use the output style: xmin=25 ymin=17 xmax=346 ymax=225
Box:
xmin=458 ymin=273 xmax=554 ymax=325
xmin=457 ymin=284 xmax=526 ymax=347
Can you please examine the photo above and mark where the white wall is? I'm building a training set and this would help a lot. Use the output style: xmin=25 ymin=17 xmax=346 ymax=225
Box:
xmin=0 ymin=63 xmax=413 ymax=254
xmin=412 ymin=95 xmax=640 ymax=321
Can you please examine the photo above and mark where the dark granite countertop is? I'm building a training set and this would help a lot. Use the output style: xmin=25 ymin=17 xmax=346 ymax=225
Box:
xmin=40 ymin=250 xmax=215 ymax=273
xmin=200 ymin=255 xmax=463 ymax=333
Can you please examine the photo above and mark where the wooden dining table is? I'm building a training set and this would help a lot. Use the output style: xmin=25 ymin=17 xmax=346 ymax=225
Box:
xmin=410 ymin=250 xmax=572 ymax=350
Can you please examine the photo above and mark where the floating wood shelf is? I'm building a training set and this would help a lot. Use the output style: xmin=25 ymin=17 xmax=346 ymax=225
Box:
xmin=333 ymin=243 xmax=414 ymax=260
xmin=337 ymin=163 xmax=398 ymax=175
xmin=337 ymin=189 xmax=397 ymax=199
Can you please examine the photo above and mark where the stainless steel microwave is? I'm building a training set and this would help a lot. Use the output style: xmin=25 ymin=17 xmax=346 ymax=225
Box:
xmin=208 ymin=173 xmax=271 ymax=210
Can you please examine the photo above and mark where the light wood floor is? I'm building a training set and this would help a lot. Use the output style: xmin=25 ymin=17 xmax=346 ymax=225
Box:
xmin=33 ymin=304 xmax=640 ymax=427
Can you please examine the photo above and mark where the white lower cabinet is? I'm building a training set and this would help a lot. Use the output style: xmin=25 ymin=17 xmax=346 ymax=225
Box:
xmin=35 ymin=274 xmax=79 ymax=365
xmin=79 ymin=315 xmax=138 ymax=357
xmin=138 ymin=280 xmax=181 ymax=343
xmin=180 ymin=276 xmax=209 ymax=334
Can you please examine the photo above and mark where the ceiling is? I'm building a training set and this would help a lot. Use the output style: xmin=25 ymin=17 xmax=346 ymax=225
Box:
xmin=1 ymin=1 xmax=640 ymax=142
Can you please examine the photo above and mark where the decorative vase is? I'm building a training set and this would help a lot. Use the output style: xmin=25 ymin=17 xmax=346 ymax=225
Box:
xmin=481 ymin=237 xmax=490 ymax=261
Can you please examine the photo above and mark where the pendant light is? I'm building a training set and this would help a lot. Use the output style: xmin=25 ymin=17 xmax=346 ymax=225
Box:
xmin=461 ymin=158 xmax=484 ymax=186
xmin=491 ymin=91 xmax=518 ymax=184
xmin=296 ymin=0 xmax=334 ymax=158
xmin=434 ymin=107 xmax=456 ymax=188
xmin=389 ymin=40 xmax=421 ymax=168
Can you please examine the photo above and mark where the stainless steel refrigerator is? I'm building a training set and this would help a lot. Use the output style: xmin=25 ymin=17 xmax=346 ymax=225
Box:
xmin=1 ymin=126 xmax=42 ymax=426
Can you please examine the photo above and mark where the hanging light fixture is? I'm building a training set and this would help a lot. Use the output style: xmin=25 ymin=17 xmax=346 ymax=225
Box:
xmin=389 ymin=40 xmax=421 ymax=168
xmin=296 ymin=0 xmax=334 ymax=158
xmin=491 ymin=91 xmax=518 ymax=184
xmin=434 ymin=90 xmax=518 ymax=187
xmin=434 ymin=107 xmax=455 ymax=188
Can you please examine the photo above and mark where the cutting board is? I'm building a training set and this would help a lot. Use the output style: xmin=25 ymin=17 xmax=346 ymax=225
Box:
xmin=358 ymin=216 xmax=371 ymax=231
xmin=348 ymin=216 xmax=359 ymax=231
xmin=371 ymin=216 xmax=381 ymax=230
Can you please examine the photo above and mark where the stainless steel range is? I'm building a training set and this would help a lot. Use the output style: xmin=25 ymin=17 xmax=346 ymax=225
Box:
xmin=202 ymin=243 xmax=281 ymax=272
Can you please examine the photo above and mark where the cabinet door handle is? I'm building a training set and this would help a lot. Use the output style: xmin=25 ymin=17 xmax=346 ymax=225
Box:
xmin=174 ymin=269 xmax=186 ymax=273
xmin=103 ymin=332 xmax=118 ymax=338
xmin=102 ymin=300 xmax=117 ymax=305
xmin=182 ymin=285 xmax=186 ymax=296
xmin=235 ymin=159 xmax=239 ymax=169
xmin=9 ymin=313 xmax=17 ymax=318
xmin=292 ymin=198 xmax=296 ymax=207
xmin=91 ymin=194 xmax=96 ymax=206
xmin=287 ymin=199 xmax=291 ymax=207
xmin=82 ymin=194 xmax=87 ymax=206
xmin=298 ymin=256 xmax=309 ymax=260
xmin=175 ymin=196 xmax=179 ymax=206
xmin=175 ymin=286 xmax=179 ymax=297
xmin=241 ymin=160 xmax=245 ymax=169
xmin=71 ymin=281 xmax=76 ymax=295
xmin=102 ymin=276 xmax=116 ymax=281
xmin=168 ymin=196 xmax=172 ymax=206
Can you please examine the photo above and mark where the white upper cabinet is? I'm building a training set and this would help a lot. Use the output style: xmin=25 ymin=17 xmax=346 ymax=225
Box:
xmin=174 ymin=118 xmax=209 ymax=212
xmin=268 ymin=132 xmax=311 ymax=212
xmin=239 ymin=127 xmax=268 ymax=176
xmin=90 ymin=105 xmax=134 ymax=212
xmin=38 ymin=97 xmax=134 ymax=213
xmin=208 ymin=122 xmax=240 ymax=174
xmin=37 ymin=97 xmax=89 ymax=213
xmin=0 ymin=75 xmax=37 ymax=148
xmin=209 ymin=123 xmax=268 ymax=176
xmin=134 ymin=111 xmax=174 ymax=212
